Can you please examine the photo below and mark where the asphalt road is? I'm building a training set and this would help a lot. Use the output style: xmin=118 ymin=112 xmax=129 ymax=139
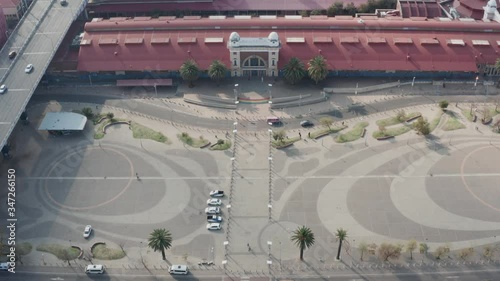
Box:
xmin=29 ymin=92 xmax=495 ymax=131
xmin=3 ymin=266 xmax=500 ymax=281
xmin=0 ymin=0 xmax=87 ymax=148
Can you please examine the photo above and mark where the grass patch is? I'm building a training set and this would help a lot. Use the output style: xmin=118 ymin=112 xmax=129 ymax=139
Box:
xmin=429 ymin=111 xmax=444 ymax=132
xmin=442 ymin=116 xmax=466 ymax=131
xmin=91 ymin=244 xmax=126 ymax=260
xmin=309 ymin=126 xmax=347 ymax=139
xmin=131 ymin=122 xmax=169 ymax=144
xmin=335 ymin=122 xmax=368 ymax=143
xmin=210 ymin=139 xmax=232 ymax=150
xmin=376 ymin=112 xmax=421 ymax=127
xmin=36 ymin=244 xmax=80 ymax=260
xmin=178 ymin=132 xmax=210 ymax=148
xmin=93 ymin=118 xmax=128 ymax=139
xmin=271 ymin=137 xmax=300 ymax=148
xmin=17 ymin=242 xmax=32 ymax=255
xmin=372 ymin=125 xmax=412 ymax=138
xmin=461 ymin=109 xmax=475 ymax=122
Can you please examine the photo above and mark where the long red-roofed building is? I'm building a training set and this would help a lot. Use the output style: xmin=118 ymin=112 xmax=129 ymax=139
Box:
xmin=76 ymin=15 xmax=500 ymax=78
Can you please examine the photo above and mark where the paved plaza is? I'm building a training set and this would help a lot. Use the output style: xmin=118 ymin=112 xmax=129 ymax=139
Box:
xmin=0 ymin=83 xmax=500 ymax=279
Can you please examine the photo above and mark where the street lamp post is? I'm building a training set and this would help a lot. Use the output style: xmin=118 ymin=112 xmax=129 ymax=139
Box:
xmin=89 ymin=74 xmax=93 ymax=87
xmin=474 ymin=76 xmax=479 ymax=87
xmin=268 ymin=84 xmax=273 ymax=104
xmin=154 ymin=84 xmax=157 ymax=96
xmin=412 ymin=76 xmax=416 ymax=87
xmin=234 ymin=84 xmax=239 ymax=102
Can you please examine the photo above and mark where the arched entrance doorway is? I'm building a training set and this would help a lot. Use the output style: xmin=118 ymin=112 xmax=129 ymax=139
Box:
xmin=242 ymin=56 xmax=267 ymax=77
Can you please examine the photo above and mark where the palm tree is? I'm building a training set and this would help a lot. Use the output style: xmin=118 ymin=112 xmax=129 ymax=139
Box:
xmin=335 ymin=228 xmax=348 ymax=260
xmin=283 ymin=57 xmax=306 ymax=85
xmin=291 ymin=226 xmax=315 ymax=260
xmin=495 ymin=58 xmax=500 ymax=87
xmin=148 ymin=228 xmax=172 ymax=260
xmin=308 ymin=55 xmax=328 ymax=84
xmin=180 ymin=59 xmax=200 ymax=88
xmin=208 ymin=60 xmax=228 ymax=86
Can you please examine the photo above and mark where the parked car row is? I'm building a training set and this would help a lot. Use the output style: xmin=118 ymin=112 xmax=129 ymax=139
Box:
xmin=205 ymin=190 xmax=225 ymax=231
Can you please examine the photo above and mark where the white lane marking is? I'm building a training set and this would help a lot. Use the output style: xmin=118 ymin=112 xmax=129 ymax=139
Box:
xmin=0 ymin=122 xmax=11 ymax=125
xmin=23 ymin=52 xmax=52 ymax=55
xmin=8 ymin=89 xmax=30 ymax=92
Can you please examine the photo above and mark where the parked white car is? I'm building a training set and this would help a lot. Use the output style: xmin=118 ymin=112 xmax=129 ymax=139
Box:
xmin=207 ymin=198 xmax=222 ymax=206
xmin=209 ymin=190 xmax=224 ymax=197
xmin=206 ymin=223 xmax=221 ymax=230
xmin=205 ymin=207 xmax=220 ymax=214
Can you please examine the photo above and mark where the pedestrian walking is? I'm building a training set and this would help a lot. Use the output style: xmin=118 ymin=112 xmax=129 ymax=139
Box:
xmin=215 ymin=135 xmax=218 ymax=139
xmin=308 ymin=132 xmax=311 ymax=138
xmin=136 ymin=172 xmax=139 ymax=180
xmin=342 ymin=121 xmax=345 ymax=126
xmin=299 ymin=132 xmax=302 ymax=139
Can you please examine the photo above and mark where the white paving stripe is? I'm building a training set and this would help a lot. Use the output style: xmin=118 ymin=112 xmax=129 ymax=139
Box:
xmin=25 ymin=173 xmax=500 ymax=180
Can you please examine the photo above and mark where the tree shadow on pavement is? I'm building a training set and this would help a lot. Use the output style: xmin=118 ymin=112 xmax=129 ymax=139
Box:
xmin=347 ymin=103 xmax=368 ymax=116
xmin=424 ymin=135 xmax=450 ymax=155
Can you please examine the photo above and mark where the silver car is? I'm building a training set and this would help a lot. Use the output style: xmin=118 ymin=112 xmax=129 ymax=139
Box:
xmin=205 ymin=207 xmax=220 ymax=214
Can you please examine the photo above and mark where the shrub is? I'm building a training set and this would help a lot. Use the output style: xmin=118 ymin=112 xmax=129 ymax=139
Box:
xmin=419 ymin=243 xmax=429 ymax=254
xmin=106 ymin=112 xmax=114 ymax=119
xmin=396 ymin=110 xmax=406 ymax=122
xmin=483 ymin=246 xmax=495 ymax=259
xmin=439 ymin=100 xmax=449 ymax=110
xmin=377 ymin=243 xmax=403 ymax=261
xmin=81 ymin=107 xmax=94 ymax=118
xmin=434 ymin=245 xmax=450 ymax=260
xmin=458 ymin=247 xmax=474 ymax=260
xmin=217 ymin=139 xmax=224 ymax=145
xmin=414 ymin=117 xmax=430 ymax=135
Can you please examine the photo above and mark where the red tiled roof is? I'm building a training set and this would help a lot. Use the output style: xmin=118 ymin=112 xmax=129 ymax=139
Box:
xmin=77 ymin=17 xmax=500 ymax=73
xmin=87 ymin=0 xmax=369 ymax=13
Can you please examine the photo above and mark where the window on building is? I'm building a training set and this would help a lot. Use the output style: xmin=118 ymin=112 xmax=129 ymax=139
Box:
xmin=233 ymin=59 xmax=237 ymax=66
xmin=272 ymin=59 xmax=275 ymax=66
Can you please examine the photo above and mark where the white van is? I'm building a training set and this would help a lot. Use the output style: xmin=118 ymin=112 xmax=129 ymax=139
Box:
xmin=85 ymin=264 xmax=104 ymax=274
xmin=169 ymin=264 xmax=188 ymax=275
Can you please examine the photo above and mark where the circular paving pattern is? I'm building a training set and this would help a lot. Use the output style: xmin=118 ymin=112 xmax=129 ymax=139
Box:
xmin=44 ymin=146 xmax=134 ymax=210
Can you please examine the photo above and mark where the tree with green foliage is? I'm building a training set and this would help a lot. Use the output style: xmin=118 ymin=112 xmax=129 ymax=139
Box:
xmin=291 ymin=226 xmax=315 ymax=260
xmin=208 ymin=60 xmax=228 ymax=86
xmin=406 ymin=240 xmax=417 ymax=260
xmin=283 ymin=57 xmax=306 ymax=85
xmin=327 ymin=2 xmax=344 ymax=16
xmin=419 ymin=243 xmax=429 ymax=254
xmin=359 ymin=241 xmax=368 ymax=261
xmin=106 ymin=112 xmax=114 ymax=120
xmin=180 ymin=59 xmax=200 ymax=88
xmin=310 ymin=9 xmax=324 ymax=15
xmin=496 ymin=58 xmax=500 ymax=87
xmin=81 ymin=107 xmax=94 ymax=119
xmin=308 ymin=55 xmax=328 ymax=84
xmin=344 ymin=2 xmax=357 ymax=15
xmin=335 ymin=228 xmax=348 ymax=260
xmin=148 ymin=229 xmax=172 ymax=260
xmin=434 ymin=245 xmax=450 ymax=260
xmin=414 ymin=117 xmax=430 ymax=135
xmin=273 ymin=130 xmax=287 ymax=143
xmin=439 ymin=100 xmax=449 ymax=110
xmin=319 ymin=117 xmax=334 ymax=129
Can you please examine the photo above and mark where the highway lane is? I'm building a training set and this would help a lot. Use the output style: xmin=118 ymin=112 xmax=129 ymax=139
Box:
xmin=29 ymin=92 xmax=497 ymax=132
xmin=4 ymin=266 xmax=500 ymax=281
xmin=0 ymin=0 xmax=87 ymax=149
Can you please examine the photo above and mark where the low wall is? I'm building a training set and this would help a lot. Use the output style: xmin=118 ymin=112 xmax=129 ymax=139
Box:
xmin=184 ymin=98 xmax=237 ymax=109
xmin=324 ymin=82 xmax=400 ymax=94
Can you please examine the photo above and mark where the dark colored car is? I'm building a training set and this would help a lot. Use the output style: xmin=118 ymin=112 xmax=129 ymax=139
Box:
xmin=8 ymin=51 xmax=16 ymax=59
xmin=300 ymin=120 xmax=314 ymax=127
